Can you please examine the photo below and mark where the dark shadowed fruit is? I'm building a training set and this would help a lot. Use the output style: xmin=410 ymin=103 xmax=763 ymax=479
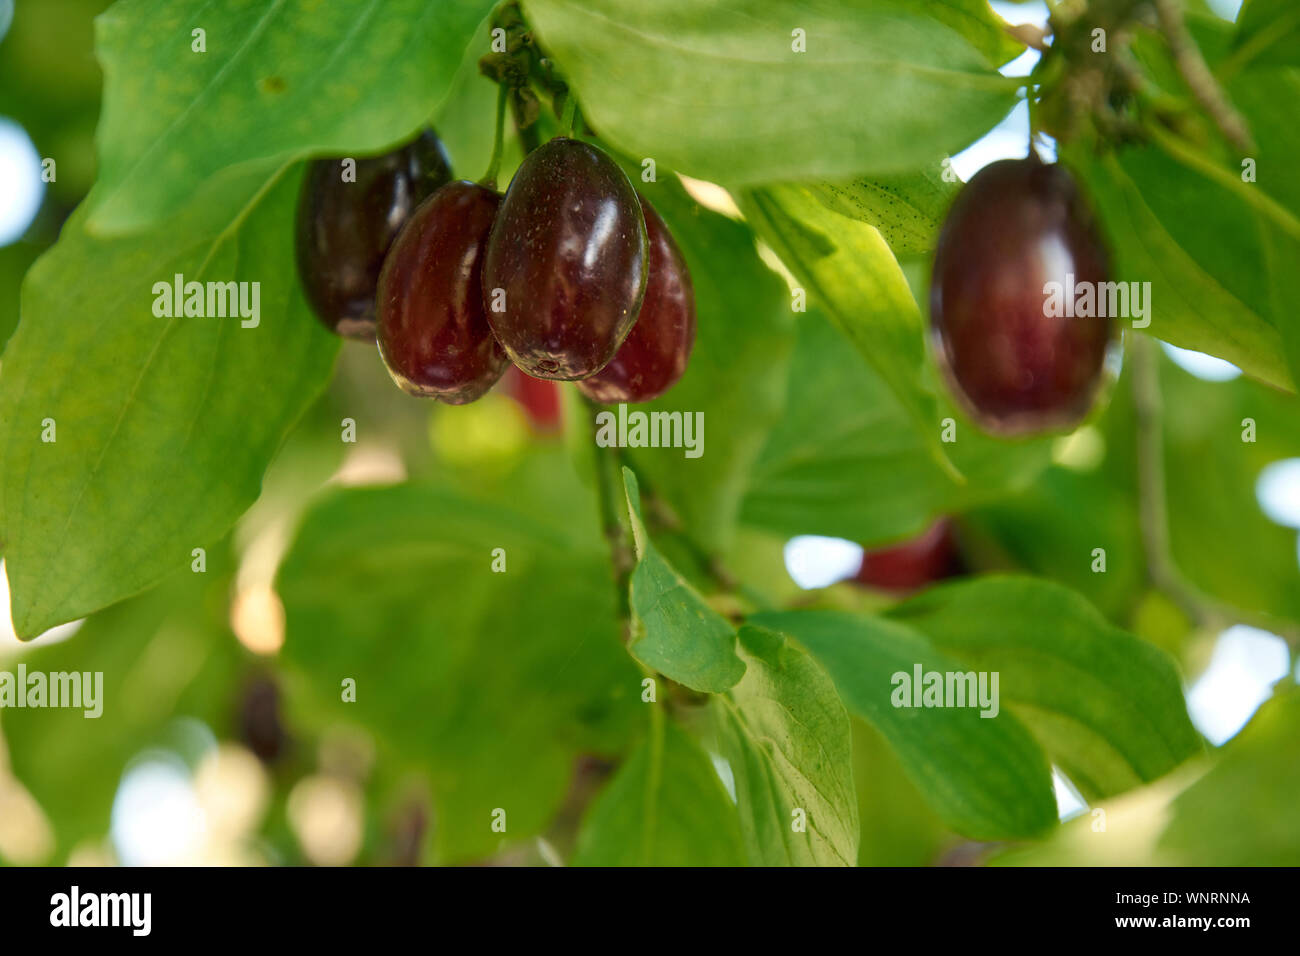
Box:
xmin=295 ymin=129 xmax=453 ymax=339
xmin=483 ymin=137 xmax=647 ymax=380
xmin=376 ymin=181 xmax=509 ymax=403
xmin=930 ymin=155 xmax=1112 ymax=435
xmin=577 ymin=196 xmax=695 ymax=404
xmin=238 ymin=675 xmax=289 ymax=764
xmin=854 ymin=519 xmax=963 ymax=592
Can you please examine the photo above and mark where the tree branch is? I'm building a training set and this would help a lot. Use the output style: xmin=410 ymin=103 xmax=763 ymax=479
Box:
xmin=1153 ymin=0 xmax=1256 ymax=153
xmin=1131 ymin=334 xmax=1298 ymax=652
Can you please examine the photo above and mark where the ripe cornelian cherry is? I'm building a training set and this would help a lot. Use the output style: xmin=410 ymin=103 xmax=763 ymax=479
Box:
xmin=483 ymin=137 xmax=647 ymax=380
xmin=295 ymin=129 xmax=452 ymax=339
xmin=578 ymin=196 xmax=695 ymax=404
xmin=376 ymin=181 xmax=509 ymax=403
xmin=930 ymin=155 xmax=1113 ymax=435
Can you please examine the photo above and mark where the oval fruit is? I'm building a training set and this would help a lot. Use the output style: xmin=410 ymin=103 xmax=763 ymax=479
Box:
xmin=577 ymin=196 xmax=695 ymax=403
xmin=295 ymin=129 xmax=452 ymax=339
xmin=930 ymin=156 xmax=1113 ymax=435
xmin=483 ymin=137 xmax=647 ymax=380
xmin=376 ymin=181 xmax=509 ymax=403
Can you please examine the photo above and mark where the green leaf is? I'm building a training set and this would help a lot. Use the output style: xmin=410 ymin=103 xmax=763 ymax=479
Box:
xmin=610 ymin=169 xmax=793 ymax=551
xmin=752 ymin=609 xmax=1058 ymax=840
xmin=1069 ymin=146 xmax=1294 ymax=391
xmin=851 ymin=717 xmax=955 ymax=865
xmin=0 ymin=167 xmax=339 ymax=638
xmin=926 ymin=0 xmax=1025 ymax=67
xmin=713 ymin=625 xmax=858 ymax=866
xmin=622 ymin=467 xmax=746 ymax=693
xmin=523 ymin=0 xmax=1018 ymax=186
xmin=1066 ymin=55 xmax=1300 ymax=392
xmin=964 ymin=465 xmax=1146 ymax=621
xmin=1158 ymin=687 xmax=1300 ymax=865
xmin=888 ymin=576 xmax=1202 ymax=800
xmin=87 ymin=0 xmax=493 ymax=233
xmin=572 ymin=717 xmax=746 ymax=866
xmin=808 ymin=165 xmax=958 ymax=257
xmin=1230 ymin=0 xmax=1300 ymax=72
xmin=276 ymin=477 xmax=641 ymax=864
xmin=738 ymin=184 xmax=961 ymax=481
xmin=741 ymin=309 xmax=1049 ymax=546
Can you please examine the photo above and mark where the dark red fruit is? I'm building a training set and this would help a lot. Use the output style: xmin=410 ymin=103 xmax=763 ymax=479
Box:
xmin=295 ymin=129 xmax=453 ymax=339
xmin=930 ymin=156 xmax=1112 ymax=435
xmin=376 ymin=181 xmax=509 ymax=403
xmin=854 ymin=519 xmax=962 ymax=593
xmin=483 ymin=137 xmax=647 ymax=380
xmin=577 ymin=197 xmax=695 ymax=403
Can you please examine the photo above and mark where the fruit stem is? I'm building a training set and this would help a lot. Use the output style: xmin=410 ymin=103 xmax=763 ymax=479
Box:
xmin=582 ymin=396 xmax=765 ymax=615
xmin=587 ymin=399 xmax=636 ymax=639
xmin=481 ymin=83 xmax=509 ymax=189
xmin=1152 ymin=0 xmax=1255 ymax=153
xmin=1131 ymin=334 xmax=1299 ymax=652
xmin=560 ymin=93 xmax=578 ymax=138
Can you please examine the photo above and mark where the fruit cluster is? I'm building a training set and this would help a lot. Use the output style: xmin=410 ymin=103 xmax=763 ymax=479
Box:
xmin=295 ymin=129 xmax=696 ymax=406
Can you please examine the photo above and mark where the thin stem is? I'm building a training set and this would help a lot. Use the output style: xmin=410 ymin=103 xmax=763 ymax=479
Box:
xmin=1131 ymin=335 xmax=1299 ymax=652
xmin=480 ymin=83 xmax=509 ymax=189
xmin=581 ymin=398 xmax=762 ymax=614
xmin=1153 ymin=0 xmax=1256 ymax=153
xmin=588 ymin=402 xmax=635 ymax=639
xmin=560 ymin=93 xmax=578 ymax=138
xmin=512 ymin=96 xmax=541 ymax=155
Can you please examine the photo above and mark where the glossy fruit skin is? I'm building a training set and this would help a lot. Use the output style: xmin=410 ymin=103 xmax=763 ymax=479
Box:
xmin=295 ymin=129 xmax=453 ymax=339
xmin=853 ymin=519 xmax=962 ymax=593
xmin=483 ymin=137 xmax=647 ymax=380
xmin=577 ymin=197 xmax=695 ymax=403
xmin=930 ymin=156 xmax=1113 ymax=435
xmin=376 ymin=181 xmax=509 ymax=403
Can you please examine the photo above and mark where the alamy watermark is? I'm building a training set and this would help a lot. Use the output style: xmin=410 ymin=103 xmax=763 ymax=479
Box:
xmin=594 ymin=404 xmax=703 ymax=459
xmin=891 ymin=664 xmax=999 ymax=718
xmin=0 ymin=665 xmax=103 ymax=718
xmin=50 ymin=886 xmax=150 ymax=936
xmin=1043 ymin=273 xmax=1151 ymax=329
xmin=152 ymin=272 xmax=260 ymax=328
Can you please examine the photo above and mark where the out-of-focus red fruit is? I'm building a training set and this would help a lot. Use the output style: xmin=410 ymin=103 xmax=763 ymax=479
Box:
xmin=854 ymin=519 xmax=962 ymax=593
xmin=577 ymin=196 xmax=695 ymax=404
xmin=504 ymin=366 xmax=563 ymax=431
xmin=930 ymin=155 xmax=1113 ymax=436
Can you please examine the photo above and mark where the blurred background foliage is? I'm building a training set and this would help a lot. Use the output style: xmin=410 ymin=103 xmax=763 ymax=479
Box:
xmin=0 ymin=0 xmax=1297 ymax=867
